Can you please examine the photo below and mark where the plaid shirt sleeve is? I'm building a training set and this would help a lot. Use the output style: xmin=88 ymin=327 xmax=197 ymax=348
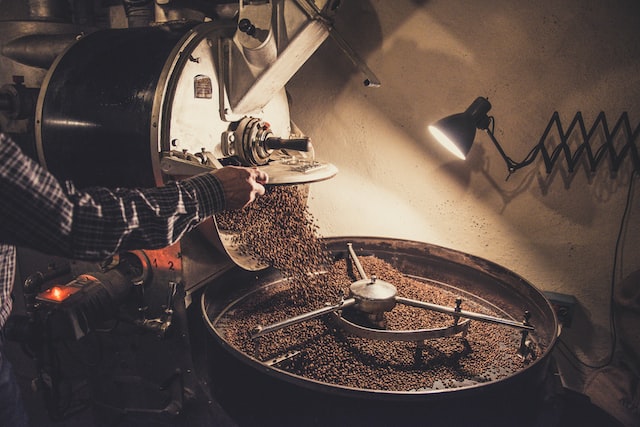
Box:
xmin=0 ymin=133 xmax=226 ymax=261
xmin=0 ymin=244 xmax=16 ymax=328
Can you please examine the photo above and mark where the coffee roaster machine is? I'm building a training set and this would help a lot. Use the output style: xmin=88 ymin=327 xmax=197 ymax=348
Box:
xmin=1 ymin=2 xmax=566 ymax=426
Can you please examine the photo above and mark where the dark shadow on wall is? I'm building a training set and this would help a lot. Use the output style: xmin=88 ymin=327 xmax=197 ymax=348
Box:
xmin=288 ymin=0 xmax=640 ymax=218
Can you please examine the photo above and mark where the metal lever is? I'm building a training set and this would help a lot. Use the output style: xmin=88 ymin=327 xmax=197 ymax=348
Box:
xmin=264 ymin=137 xmax=311 ymax=152
xmin=295 ymin=0 xmax=381 ymax=87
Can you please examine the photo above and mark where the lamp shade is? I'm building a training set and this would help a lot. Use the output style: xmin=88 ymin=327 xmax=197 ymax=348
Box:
xmin=429 ymin=97 xmax=492 ymax=160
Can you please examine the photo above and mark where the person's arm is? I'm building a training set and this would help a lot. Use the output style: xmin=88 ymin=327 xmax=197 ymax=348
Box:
xmin=0 ymin=133 xmax=265 ymax=260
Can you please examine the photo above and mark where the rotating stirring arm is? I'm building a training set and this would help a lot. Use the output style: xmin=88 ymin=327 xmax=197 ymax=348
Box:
xmin=395 ymin=296 xmax=534 ymax=331
xmin=251 ymin=243 xmax=534 ymax=357
xmin=347 ymin=243 xmax=534 ymax=332
xmin=347 ymin=242 xmax=368 ymax=280
xmin=251 ymin=297 xmax=355 ymax=339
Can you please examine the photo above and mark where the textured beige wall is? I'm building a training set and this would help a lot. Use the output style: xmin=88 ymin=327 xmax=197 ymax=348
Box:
xmin=287 ymin=0 xmax=640 ymax=389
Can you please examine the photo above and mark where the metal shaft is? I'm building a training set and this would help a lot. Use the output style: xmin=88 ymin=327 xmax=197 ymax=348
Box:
xmin=347 ymin=243 xmax=368 ymax=280
xmin=252 ymin=298 xmax=356 ymax=339
xmin=295 ymin=0 xmax=381 ymax=87
xmin=395 ymin=296 xmax=535 ymax=331
xmin=265 ymin=137 xmax=311 ymax=152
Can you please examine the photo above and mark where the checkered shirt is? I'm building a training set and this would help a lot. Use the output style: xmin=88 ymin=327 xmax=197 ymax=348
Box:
xmin=0 ymin=133 xmax=225 ymax=328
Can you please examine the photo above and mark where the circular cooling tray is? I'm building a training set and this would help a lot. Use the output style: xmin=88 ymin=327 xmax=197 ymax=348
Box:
xmin=201 ymin=236 xmax=559 ymax=402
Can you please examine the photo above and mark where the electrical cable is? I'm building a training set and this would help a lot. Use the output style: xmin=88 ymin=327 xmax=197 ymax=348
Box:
xmin=487 ymin=111 xmax=640 ymax=372
xmin=556 ymin=169 xmax=638 ymax=371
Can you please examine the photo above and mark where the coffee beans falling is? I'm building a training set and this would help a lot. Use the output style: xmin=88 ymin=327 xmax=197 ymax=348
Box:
xmin=215 ymin=186 xmax=541 ymax=391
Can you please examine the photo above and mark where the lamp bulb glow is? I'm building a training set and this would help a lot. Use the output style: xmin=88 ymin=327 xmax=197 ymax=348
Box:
xmin=428 ymin=125 xmax=466 ymax=160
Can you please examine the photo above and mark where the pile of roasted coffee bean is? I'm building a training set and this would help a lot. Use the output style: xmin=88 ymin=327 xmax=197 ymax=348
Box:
xmin=215 ymin=186 xmax=539 ymax=391
xmin=220 ymin=257 xmax=539 ymax=392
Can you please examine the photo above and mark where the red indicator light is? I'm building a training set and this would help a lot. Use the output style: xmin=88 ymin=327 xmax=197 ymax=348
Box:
xmin=37 ymin=285 xmax=80 ymax=304
xmin=51 ymin=287 xmax=63 ymax=300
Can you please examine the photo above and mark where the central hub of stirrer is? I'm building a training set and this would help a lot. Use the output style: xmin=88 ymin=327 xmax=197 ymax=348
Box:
xmin=349 ymin=275 xmax=397 ymax=313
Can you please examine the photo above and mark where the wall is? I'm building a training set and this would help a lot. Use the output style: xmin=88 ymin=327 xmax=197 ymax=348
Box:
xmin=287 ymin=0 xmax=640 ymax=390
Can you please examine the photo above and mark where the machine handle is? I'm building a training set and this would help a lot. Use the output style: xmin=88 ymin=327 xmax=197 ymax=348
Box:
xmin=265 ymin=137 xmax=311 ymax=152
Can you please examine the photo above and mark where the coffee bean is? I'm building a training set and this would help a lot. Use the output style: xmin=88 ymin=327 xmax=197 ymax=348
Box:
xmin=215 ymin=188 xmax=541 ymax=391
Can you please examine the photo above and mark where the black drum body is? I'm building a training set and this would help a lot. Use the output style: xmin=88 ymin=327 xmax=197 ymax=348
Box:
xmin=36 ymin=26 xmax=189 ymax=187
xmin=35 ymin=21 xmax=245 ymax=189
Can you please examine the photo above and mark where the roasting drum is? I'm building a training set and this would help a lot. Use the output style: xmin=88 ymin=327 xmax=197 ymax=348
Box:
xmin=34 ymin=20 xmax=292 ymax=188
xmin=33 ymin=21 xmax=331 ymax=272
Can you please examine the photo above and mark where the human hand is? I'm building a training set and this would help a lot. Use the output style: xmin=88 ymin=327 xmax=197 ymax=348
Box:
xmin=213 ymin=166 xmax=269 ymax=210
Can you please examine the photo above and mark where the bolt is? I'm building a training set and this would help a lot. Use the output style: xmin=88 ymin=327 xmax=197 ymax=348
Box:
xmin=238 ymin=18 xmax=256 ymax=36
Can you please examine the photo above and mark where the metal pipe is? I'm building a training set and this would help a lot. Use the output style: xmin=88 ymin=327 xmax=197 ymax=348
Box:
xmin=396 ymin=296 xmax=535 ymax=331
xmin=28 ymin=0 xmax=71 ymax=22
xmin=123 ymin=0 xmax=155 ymax=28
xmin=1 ymin=34 xmax=80 ymax=69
